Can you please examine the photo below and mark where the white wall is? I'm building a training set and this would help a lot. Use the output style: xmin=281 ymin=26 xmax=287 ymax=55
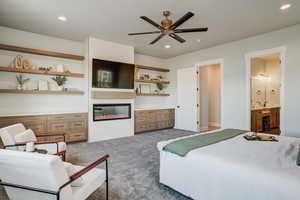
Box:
xmin=166 ymin=24 xmax=300 ymax=137
xmin=0 ymin=26 xmax=88 ymax=116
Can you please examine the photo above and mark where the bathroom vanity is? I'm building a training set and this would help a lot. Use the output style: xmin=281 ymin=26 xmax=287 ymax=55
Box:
xmin=251 ymin=107 xmax=280 ymax=135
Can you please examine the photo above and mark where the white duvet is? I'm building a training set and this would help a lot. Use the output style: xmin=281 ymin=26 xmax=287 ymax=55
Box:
xmin=157 ymin=129 xmax=300 ymax=200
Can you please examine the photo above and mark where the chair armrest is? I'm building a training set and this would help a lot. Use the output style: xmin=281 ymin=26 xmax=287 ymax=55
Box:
xmin=70 ymin=154 xmax=109 ymax=181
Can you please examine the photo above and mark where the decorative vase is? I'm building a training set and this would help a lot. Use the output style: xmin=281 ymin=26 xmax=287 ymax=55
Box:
xmin=17 ymin=84 xmax=24 ymax=90
xmin=58 ymin=86 xmax=64 ymax=91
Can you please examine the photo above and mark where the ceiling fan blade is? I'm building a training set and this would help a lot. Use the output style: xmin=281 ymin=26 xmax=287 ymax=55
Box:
xmin=140 ymin=16 xmax=163 ymax=30
xmin=170 ymin=12 xmax=194 ymax=30
xmin=128 ymin=31 xmax=161 ymax=36
xmin=174 ymin=28 xmax=208 ymax=33
xmin=149 ymin=33 xmax=165 ymax=45
xmin=169 ymin=33 xmax=186 ymax=43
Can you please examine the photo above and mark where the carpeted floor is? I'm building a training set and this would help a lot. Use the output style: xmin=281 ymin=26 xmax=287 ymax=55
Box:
xmin=1 ymin=129 xmax=195 ymax=200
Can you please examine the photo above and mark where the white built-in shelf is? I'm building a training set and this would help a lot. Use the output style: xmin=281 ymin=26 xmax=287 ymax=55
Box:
xmin=0 ymin=89 xmax=84 ymax=95
xmin=0 ymin=67 xmax=84 ymax=78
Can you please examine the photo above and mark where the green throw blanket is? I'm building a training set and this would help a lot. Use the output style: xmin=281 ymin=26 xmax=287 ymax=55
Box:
xmin=163 ymin=129 xmax=248 ymax=157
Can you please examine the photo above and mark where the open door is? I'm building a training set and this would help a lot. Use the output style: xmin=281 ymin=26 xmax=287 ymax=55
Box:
xmin=176 ymin=67 xmax=198 ymax=132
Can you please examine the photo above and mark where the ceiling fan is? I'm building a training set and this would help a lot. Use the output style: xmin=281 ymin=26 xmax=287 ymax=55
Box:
xmin=128 ymin=11 xmax=208 ymax=45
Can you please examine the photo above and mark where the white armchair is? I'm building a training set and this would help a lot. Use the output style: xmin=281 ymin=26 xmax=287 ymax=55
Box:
xmin=0 ymin=123 xmax=67 ymax=160
xmin=0 ymin=149 xmax=109 ymax=200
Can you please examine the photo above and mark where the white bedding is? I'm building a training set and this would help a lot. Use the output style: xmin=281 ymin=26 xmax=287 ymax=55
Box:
xmin=157 ymin=129 xmax=300 ymax=200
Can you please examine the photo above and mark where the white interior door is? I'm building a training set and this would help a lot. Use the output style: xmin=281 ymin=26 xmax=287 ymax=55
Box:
xmin=176 ymin=67 xmax=198 ymax=132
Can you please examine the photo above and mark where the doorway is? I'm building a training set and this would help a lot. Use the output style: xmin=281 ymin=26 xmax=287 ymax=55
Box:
xmin=246 ymin=47 xmax=286 ymax=135
xmin=198 ymin=64 xmax=221 ymax=132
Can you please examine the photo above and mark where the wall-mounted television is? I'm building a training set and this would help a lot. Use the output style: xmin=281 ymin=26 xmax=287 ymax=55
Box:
xmin=92 ymin=59 xmax=135 ymax=89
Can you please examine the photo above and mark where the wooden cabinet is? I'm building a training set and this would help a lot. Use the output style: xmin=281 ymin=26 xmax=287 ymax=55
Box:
xmin=0 ymin=113 xmax=88 ymax=143
xmin=251 ymin=107 xmax=280 ymax=135
xmin=135 ymin=109 xmax=175 ymax=133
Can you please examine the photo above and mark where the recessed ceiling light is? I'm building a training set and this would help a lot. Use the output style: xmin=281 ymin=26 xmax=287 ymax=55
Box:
xmin=197 ymin=39 xmax=201 ymax=42
xmin=58 ymin=15 xmax=67 ymax=22
xmin=164 ymin=45 xmax=171 ymax=49
xmin=280 ymin=4 xmax=291 ymax=10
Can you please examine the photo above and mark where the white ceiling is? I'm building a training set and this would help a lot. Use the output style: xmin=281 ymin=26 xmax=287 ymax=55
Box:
xmin=0 ymin=0 xmax=299 ymax=58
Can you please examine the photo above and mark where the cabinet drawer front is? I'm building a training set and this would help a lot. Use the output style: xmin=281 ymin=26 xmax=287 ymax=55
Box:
xmin=48 ymin=122 xmax=69 ymax=131
xmin=23 ymin=122 xmax=47 ymax=133
xmin=69 ymin=113 xmax=87 ymax=119
xmin=48 ymin=115 xmax=69 ymax=121
xmin=135 ymin=122 xmax=148 ymax=133
xmin=67 ymin=132 xmax=87 ymax=142
xmin=70 ymin=120 xmax=86 ymax=130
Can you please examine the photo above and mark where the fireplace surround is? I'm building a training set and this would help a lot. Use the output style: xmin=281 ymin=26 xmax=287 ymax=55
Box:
xmin=93 ymin=104 xmax=131 ymax=121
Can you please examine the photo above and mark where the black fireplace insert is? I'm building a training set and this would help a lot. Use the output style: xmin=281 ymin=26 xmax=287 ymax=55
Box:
xmin=93 ymin=104 xmax=131 ymax=121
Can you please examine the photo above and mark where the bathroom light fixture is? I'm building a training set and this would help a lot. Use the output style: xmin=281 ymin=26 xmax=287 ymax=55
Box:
xmin=164 ymin=45 xmax=171 ymax=49
xmin=253 ymin=74 xmax=271 ymax=81
xmin=280 ymin=4 xmax=291 ymax=10
xmin=58 ymin=16 xmax=67 ymax=22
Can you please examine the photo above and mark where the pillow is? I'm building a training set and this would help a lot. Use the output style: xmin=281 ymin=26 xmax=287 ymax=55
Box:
xmin=14 ymin=129 xmax=37 ymax=143
xmin=63 ymin=162 xmax=84 ymax=187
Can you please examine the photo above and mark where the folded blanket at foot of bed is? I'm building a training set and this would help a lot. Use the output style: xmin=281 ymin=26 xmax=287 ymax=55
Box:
xmin=163 ymin=128 xmax=249 ymax=157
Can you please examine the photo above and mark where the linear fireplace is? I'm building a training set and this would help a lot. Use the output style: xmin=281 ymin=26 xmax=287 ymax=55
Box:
xmin=93 ymin=104 xmax=131 ymax=121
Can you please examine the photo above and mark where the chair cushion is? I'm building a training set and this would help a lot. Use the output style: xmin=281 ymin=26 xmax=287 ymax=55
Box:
xmin=35 ymin=142 xmax=66 ymax=154
xmin=71 ymin=165 xmax=106 ymax=200
xmin=0 ymin=149 xmax=73 ymax=200
xmin=63 ymin=162 xmax=84 ymax=187
xmin=14 ymin=129 xmax=37 ymax=143
xmin=0 ymin=123 xmax=26 ymax=146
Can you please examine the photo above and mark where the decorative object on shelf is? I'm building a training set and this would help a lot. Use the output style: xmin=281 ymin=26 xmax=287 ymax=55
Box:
xmin=16 ymin=74 xmax=30 ymax=90
xmin=156 ymin=82 xmax=166 ymax=93
xmin=51 ymin=75 xmax=67 ymax=91
xmin=139 ymin=84 xmax=151 ymax=94
xmin=157 ymin=75 xmax=163 ymax=80
xmin=13 ymin=55 xmax=23 ymax=69
xmin=38 ymin=80 xmax=48 ymax=91
xmin=144 ymin=74 xmax=150 ymax=80
xmin=22 ymin=59 xmax=33 ymax=70
xmin=56 ymin=64 xmax=64 ymax=72
xmin=135 ymin=88 xmax=140 ymax=94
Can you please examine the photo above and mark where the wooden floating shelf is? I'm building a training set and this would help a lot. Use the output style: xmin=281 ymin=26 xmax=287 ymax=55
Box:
xmin=135 ymin=64 xmax=170 ymax=72
xmin=136 ymin=93 xmax=170 ymax=96
xmin=0 ymin=89 xmax=84 ymax=95
xmin=135 ymin=79 xmax=170 ymax=84
xmin=0 ymin=67 xmax=84 ymax=78
xmin=0 ymin=43 xmax=84 ymax=61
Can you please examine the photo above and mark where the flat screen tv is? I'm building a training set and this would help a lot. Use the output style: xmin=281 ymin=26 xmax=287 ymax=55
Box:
xmin=92 ymin=59 xmax=135 ymax=89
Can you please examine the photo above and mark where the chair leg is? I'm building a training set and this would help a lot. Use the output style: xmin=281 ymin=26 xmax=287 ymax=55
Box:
xmin=106 ymin=159 xmax=108 ymax=200
xmin=62 ymin=152 xmax=66 ymax=161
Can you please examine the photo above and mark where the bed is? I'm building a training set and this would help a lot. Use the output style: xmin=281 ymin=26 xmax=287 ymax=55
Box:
xmin=157 ymin=129 xmax=300 ymax=200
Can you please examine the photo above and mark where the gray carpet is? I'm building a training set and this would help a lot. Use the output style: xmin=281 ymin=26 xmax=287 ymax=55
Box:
xmin=0 ymin=129 xmax=195 ymax=200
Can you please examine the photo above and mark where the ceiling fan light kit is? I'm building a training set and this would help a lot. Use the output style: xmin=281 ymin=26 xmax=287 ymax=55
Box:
xmin=128 ymin=11 xmax=208 ymax=45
